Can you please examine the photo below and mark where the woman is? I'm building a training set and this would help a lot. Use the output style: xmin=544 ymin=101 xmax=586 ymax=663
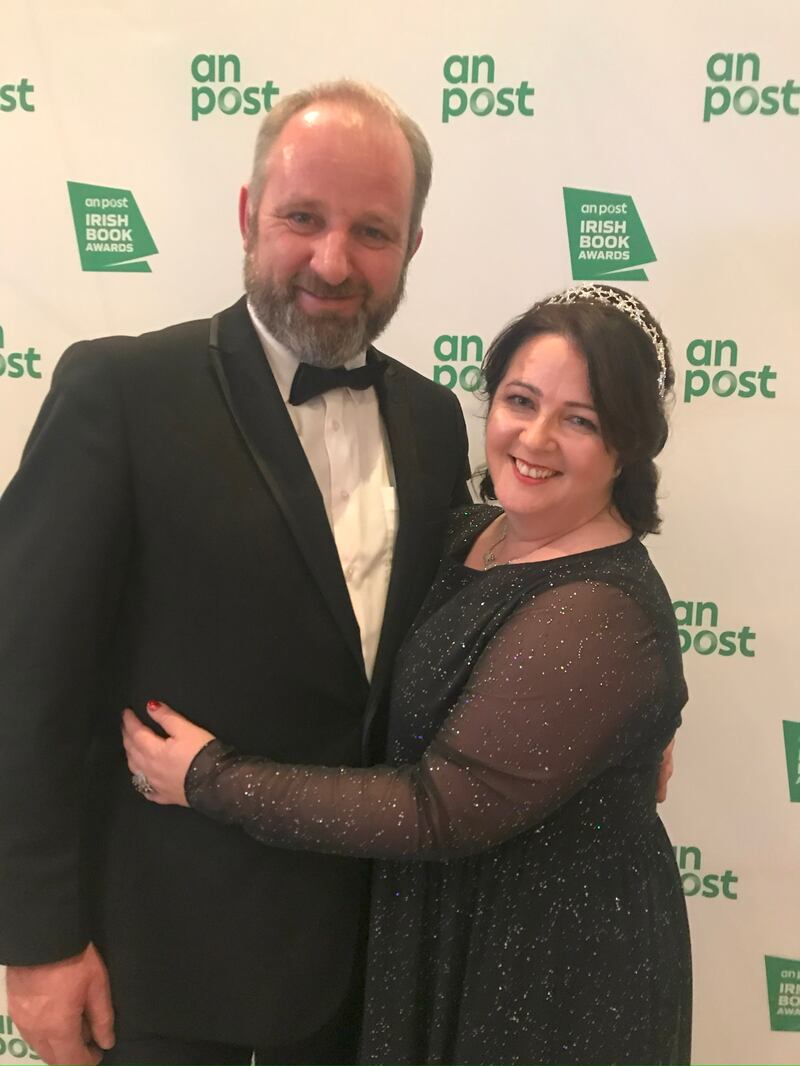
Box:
xmin=124 ymin=283 xmax=691 ymax=1065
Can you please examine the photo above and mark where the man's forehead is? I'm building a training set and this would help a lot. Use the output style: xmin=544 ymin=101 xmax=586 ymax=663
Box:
xmin=270 ymin=102 xmax=406 ymax=163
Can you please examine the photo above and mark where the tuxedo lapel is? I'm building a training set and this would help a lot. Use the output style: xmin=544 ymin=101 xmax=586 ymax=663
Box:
xmin=368 ymin=355 xmax=427 ymax=703
xmin=209 ymin=299 xmax=365 ymax=675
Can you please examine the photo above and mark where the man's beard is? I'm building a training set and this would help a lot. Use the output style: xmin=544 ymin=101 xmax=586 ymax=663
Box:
xmin=244 ymin=250 xmax=408 ymax=368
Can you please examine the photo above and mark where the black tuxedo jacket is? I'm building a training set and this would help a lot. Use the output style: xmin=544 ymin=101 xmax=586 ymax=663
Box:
xmin=0 ymin=297 xmax=470 ymax=1046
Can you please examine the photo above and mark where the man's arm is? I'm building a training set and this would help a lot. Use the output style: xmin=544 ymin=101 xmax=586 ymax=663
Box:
xmin=656 ymin=737 xmax=676 ymax=802
xmin=0 ymin=343 xmax=132 ymax=1059
xmin=447 ymin=389 xmax=472 ymax=506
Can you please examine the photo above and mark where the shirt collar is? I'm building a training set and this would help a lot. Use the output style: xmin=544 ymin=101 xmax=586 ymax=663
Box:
xmin=246 ymin=300 xmax=368 ymax=404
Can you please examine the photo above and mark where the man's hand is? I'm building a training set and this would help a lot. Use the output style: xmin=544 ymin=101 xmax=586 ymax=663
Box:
xmin=6 ymin=943 xmax=114 ymax=1065
xmin=656 ymin=738 xmax=676 ymax=803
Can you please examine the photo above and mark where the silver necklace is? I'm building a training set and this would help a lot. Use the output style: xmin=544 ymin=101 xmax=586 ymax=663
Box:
xmin=483 ymin=506 xmax=618 ymax=570
xmin=482 ymin=519 xmax=509 ymax=569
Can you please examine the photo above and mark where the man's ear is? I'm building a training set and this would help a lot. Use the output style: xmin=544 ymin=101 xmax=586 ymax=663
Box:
xmin=238 ymin=185 xmax=251 ymax=245
xmin=408 ymin=226 xmax=423 ymax=260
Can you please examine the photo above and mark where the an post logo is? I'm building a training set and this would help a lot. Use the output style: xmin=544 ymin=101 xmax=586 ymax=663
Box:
xmin=682 ymin=337 xmax=777 ymax=404
xmin=0 ymin=324 xmax=42 ymax=381
xmin=0 ymin=1016 xmax=41 ymax=1060
xmin=67 ymin=183 xmax=158 ymax=273
xmin=0 ymin=77 xmax=35 ymax=113
xmin=704 ymin=52 xmax=800 ymax=122
xmin=563 ymin=188 xmax=655 ymax=281
xmin=432 ymin=333 xmax=484 ymax=393
xmin=765 ymin=956 xmax=800 ymax=1031
xmin=191 ymin=54 xmax=280 ymax=121
xmin=673 ymin=600 xmax=755 ymax=658
xmin=442 ymin=54 xmax=534 ymax=123
xmin=783 ymin=721 xmax=800 ymax=803
xmin=673 ymin=845 xmax=738 ymax=900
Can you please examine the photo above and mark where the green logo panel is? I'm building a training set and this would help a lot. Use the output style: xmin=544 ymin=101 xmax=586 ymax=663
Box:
xmin=783 ymin=721 xmax=800 ymax=802
xmin=563 ymin=187 xmax=655 ymax=281
xmin=765 ymin=956 xmax=800 ymax=1031
xmin=67 ymin=182 xmax=158 ymax=272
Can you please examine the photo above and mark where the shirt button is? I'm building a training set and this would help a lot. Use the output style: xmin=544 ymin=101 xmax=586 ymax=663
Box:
xmin=340 ymin=489 xmax=350 ymax=501
xmin=345 ymin=565 xmax=355 ymax=580
xmin=331 ymin=420 xmax=340 ymax=431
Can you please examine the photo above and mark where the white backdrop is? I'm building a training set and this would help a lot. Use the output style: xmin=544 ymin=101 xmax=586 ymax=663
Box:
xmin=2 ymin=2 xmax=799 ymax=1063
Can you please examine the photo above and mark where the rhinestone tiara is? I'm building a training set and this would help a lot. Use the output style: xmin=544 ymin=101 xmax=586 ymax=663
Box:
xmin=543 ymin=283 xmax=668 ymax=398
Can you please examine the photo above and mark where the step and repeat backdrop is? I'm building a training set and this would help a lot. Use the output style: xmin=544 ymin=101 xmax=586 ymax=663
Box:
xmin=2 ymin=1 xmax=798 ymax=1063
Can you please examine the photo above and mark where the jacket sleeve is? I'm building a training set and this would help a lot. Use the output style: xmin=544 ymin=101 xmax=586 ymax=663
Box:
xmin=0 ymin=344 xmax=132 ymax=964
xmin=187 ymin=580 xmax=683 ymax=860
xmin=447 ymin=389 xmax=473 ymax=506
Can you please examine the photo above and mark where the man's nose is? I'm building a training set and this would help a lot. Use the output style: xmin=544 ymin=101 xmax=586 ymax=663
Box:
xmin=310 ymin=231 xmax=351 ymax=286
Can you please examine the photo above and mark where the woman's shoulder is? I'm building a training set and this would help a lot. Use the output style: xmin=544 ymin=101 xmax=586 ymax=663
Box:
xmin=444 ymin=503 xmax=502 ymax=561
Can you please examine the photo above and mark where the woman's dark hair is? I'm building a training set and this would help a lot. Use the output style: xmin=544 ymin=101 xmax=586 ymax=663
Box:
xmin=479 ymin=286 xmax=674 ymax=537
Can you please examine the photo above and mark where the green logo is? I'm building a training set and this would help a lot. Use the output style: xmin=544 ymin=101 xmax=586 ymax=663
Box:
xmin=432 ymin=333 xmax=484 ymax=393
xmin=442 ymin=54 xmax=534 ymax=123
xmin=673 ymin=845 xmax=738 ymax=900
xmin=562 ymin=188 xmax=655 ymax=281
xmin=704 ymin=52 xmax=800 ymax=122
xmin=191 ymin=54 xmax=280 ymax=121
xmin=673 ymin=600 xmax=756 ymax=658
xmin=683 ymin=337 xmax=777 ymax=404
xmin=0 ymin=77 xmax=35 ymax=112
xmin=765 ymin=956 xmax=800 ymax=1031
xmin=0 ymin=324 xmax=42 ymax=380
xmin=67 ymin=182 xmax=158 ymax=273
xmin=783 ymin=721 xmax=800 ymax=803
xmin=0 ymin=1015 xmax=41 ymax=1060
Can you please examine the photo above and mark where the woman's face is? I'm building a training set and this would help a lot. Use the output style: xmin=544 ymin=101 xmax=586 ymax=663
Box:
xmin=485 ymin=333 xmax=618 ymax=530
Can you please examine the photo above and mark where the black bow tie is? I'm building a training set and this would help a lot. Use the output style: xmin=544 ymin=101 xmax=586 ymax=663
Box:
xmin=288 ymin=360 xmax=386 ymax=406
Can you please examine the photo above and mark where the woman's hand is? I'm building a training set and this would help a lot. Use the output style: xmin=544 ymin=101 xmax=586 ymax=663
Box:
xmin=122 ymin=701 xmax=215 ymax=807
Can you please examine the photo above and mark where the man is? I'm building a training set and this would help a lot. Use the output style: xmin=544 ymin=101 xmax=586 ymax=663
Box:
xmin=0 ymin=81 xmax=470 ymax=1064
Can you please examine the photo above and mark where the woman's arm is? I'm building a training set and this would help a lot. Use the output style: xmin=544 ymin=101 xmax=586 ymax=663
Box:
xmin=124 ymin=581 xmax=682 ymax=859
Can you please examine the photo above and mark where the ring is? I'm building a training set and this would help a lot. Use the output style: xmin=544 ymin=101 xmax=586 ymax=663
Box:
xmin=132 ymin=771 xmax=153 ymax=795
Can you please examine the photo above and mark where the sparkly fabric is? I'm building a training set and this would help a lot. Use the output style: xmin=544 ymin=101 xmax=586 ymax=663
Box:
xmin=187 ymin=505 xmax=691 ymax=1064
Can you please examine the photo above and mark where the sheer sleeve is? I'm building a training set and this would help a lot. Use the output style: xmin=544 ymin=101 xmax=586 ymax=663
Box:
xmin=186 ymin=580 xmax=680 ymax=859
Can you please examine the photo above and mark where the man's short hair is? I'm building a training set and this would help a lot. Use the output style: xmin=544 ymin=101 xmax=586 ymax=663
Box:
xmin=247 ymin=79 xmax=432 ymax=256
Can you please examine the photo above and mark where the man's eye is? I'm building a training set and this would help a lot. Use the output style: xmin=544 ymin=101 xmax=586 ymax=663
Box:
xmin=359 ymin=226 xmax=390 ymax=244
xmin=288 ymin=212 xmax=316 ymax=227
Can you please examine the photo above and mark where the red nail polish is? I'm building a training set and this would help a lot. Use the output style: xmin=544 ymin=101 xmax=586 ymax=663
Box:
xmin=147 ymin=700 xmax=162 ymax=713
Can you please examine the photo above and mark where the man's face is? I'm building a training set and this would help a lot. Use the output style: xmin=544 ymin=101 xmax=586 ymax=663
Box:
xmin=241 ymin=103 xmax=421 ymax=367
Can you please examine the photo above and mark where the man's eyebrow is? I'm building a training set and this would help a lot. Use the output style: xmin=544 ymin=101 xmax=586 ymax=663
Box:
xmin=502 ymin=380 xmax=597 ymax=411
xmin=273 ymin=198 xmax=322 ymax=212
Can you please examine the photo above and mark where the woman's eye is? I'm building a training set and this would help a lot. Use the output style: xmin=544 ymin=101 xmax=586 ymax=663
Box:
xmin=570 ymin=415 xmax=598 ymax=432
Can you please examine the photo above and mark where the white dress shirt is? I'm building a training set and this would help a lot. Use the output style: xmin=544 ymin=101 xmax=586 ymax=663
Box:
xmin=248 ymin=304 xmax=397 ymax=679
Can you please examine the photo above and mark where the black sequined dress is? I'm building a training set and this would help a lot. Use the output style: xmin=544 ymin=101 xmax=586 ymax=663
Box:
xmin=187 ymin=506 xmax=692 ymax=1065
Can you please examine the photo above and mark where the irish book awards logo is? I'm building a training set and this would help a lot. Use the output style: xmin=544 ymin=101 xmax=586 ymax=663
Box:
xmin=673 ymin=599 xmax=755 ymax=658
xmin=0 ymin=324 xmax=42 ymax=381
xmin=190 ymin=54 xmax=280 ymax=121
xmin=0 ymin=77 xmax=35 ymax=112
xmin=67 ymin=182 xmax=157 ymax=273
xmin=682 ymin=337 xmax=777 ymax=404
xmin=562 ymin=189 xmax=655 ymax=281
xmin=432 ymin=332 xmax=484 ymax=393
xmin=783 ymin=721 xmax=800 ymax=803
xmin=441 ymin=54 xmax=534 ymax=123
xmin=704 ymin=52 xmax=800 ymax=122
xmin=765 ymin=956 xmax=800 ymax=1031
xmin=0 ymin=1016 xmax=41 ymax=1060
